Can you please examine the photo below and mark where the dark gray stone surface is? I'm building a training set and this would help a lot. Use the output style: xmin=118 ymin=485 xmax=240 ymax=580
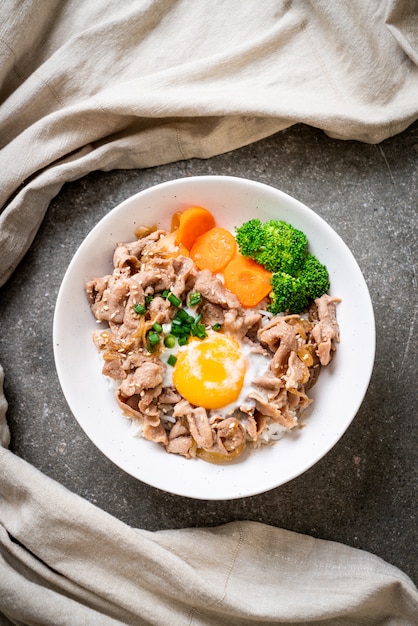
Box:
xmin=1 ymin=122 xmax=417 ymax=583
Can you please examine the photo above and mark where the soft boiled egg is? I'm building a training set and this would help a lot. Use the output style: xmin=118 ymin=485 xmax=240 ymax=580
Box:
xmin=169 ymin=330 xmax=271 ymax=415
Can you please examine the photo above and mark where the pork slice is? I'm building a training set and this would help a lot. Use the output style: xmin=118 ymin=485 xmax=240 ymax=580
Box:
xmin=212 ymin=417 xmax=246 ymax=452
xmin=257 ymin=316 xmax=298 ymax=352
xmin=285 ymin=351 xmax=309 ymax=389
xmin=157 ymin=387 xmax=182 ymax=416
xmin=171 ymin=255 xmax=198 ymax=296
xmin=173 ymin=399 xmax=213 ymax=449
xmin=113 ymin=275 xmax=147 ymax=340
xmin=86 ymin=271 xmax=131 ymax=324
xmin=240 ymin=413 xmax=258 ymax=440
xmin=186 ymin=408 xmax=214 ymax=449
xmin=166 ymin=420 xmax=195 ymax=458
xmin=258 ymin=318 xmax=298 ymax=376
xmin=166 ymin=435 xmax=194 ymax=457
xmin=158 ymin=387 xmax=182 ymax=405
xmin=253 ymin=370 xmax=284 ymax=394
xmin=311 ymin=294 xmax=341 ymax=365
xmin=112 ymin=231 xmax=164 ymax=271
xmin=122 ymin=350 xmax=151 ymax=371
xmin=223 ymin=308 xmax=262 ymax=339
xmin=135 ymin=258 xmax=176 ymax=293
xmin=116 ymin=386 xmax=162 ymax=431
xmin=138 ymin=386 xmax=163 ymax=415
xmin=86 ymin=275 xmax=108 ymax=306
xmin=194 ymin=269 xmax=240 ymax=309
xmin=102 ymin=357 xmax=125 ymax=380
xmin=169 ymin=420 xmax=189 ymax=438
xmin=200 ymin=302 xmax=225 ymax=327
xmin=172 ymin=398 xmax=191 ymax=417
xmin=147 ymin=296 xmax=172 ymax=324
xmin=116 ymin=392 xmax=142 ymax=420
xmin=143 ymin=422 xmax=168 ymax=446
xmin=305 ymin=360 xmax=322 ymax=390
xmin=249 ymin=390 xmax=297 ymax=429
xmin=118 ymin=360 xmax=164 ymax=397
xmin=287 ymin=388 xmax=313 ymax=412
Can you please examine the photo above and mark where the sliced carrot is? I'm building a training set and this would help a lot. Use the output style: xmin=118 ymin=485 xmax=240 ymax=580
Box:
xmin=174 ymin=206 xmax=216 ymax=251
xmin=190 ymin=227 xmax=237 ymax=273
xmin=223 ymin=254 xmax=272 ymax=308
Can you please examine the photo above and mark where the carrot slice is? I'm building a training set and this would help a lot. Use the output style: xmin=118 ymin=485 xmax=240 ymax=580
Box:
xmin=223 ymin=254 xmax=272 ymax=308
xmin=174 ymin=207 xmax=216 ymax=251
xmin=190 ymin=227 xmax=237 ymax=273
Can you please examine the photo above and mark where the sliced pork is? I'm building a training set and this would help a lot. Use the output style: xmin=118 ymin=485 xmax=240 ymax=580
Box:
xmin=86 ymin=225 xmax=340 ymax=463
xmin=310 ymin=294 xmax=341 ymax=365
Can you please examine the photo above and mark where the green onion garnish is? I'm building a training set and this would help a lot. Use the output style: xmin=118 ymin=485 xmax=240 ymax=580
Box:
xmin=189 ymin=292 xmax=202 ymax=306
xmin=152 ymin=322 xmax=163 ymax=333
xmin=164 ymin=334 xmax=176 ymax=349
xmin=175 ymin=310 xmax=194 ymax=324
xmin=167 ymin=354 xmax=177 ymax=366
xmin=133 ymin=303 xmax=146 ymax=315
xmin=191 ymin=323 xmax=207 ymax=339
xmin=167 ymin=293 xmax=182 ymax=307
xmin=147 ymin=331 xmax=160 ymax=346
xmin=212 ymin=323 xmax=222 ymax=331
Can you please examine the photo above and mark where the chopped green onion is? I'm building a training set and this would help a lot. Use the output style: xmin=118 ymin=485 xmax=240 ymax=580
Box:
xmin=133 ymin=303 xmax=146 ymax=315
xmin=147 ymin=331 xmax=160 ymax=346
xmin=194 ymin=313 xmax=202 ymax=324
xmin=178 ymin=336 xmax=188 ymax=346
xmin=152 ymin=322 xmax=163 ymax=333
xmin=167 ymin=292 xmax=182 ymax=307
xmin=164 ymin=334 xmax=176 ymax=349
xmin=189 ymin=292 xmax=202 ymax=306
xmin=212 ymin=323 xmax=222 ymax=331
xmin=192 ymin=323 xmax=207 ymax=339
xmin=161 ymin=289 xmax=170 ymax=299
xmin=167 ymin=354 xmax=177 ymax=366
xmin=175 ymin=309 xmax=194 ymax=324
xmin=145 ymin=295 xmax=154 ymax=305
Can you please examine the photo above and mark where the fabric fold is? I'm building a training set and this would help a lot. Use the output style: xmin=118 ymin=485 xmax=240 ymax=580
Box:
xmin=1 ymin=448 xmax=417 ymax=625
xmin=1 ymin=0 xmax=417 ymax=286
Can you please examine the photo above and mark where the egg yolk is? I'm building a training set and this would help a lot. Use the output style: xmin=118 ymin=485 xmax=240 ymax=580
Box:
xmin=172 ymin=332 xmax=247 ymax=410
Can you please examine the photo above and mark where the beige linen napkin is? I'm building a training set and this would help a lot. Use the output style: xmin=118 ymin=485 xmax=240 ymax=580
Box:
xmin=1 ymin=1 xmax=418 ymax=623
xmin=0 ymin=437 xmax=417 ymax=625
xmin=1 ymin=0 xmax=417 ymax=288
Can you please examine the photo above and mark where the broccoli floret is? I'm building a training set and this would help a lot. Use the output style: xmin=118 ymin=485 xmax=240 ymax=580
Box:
xmin=261 ymin=220 xmax=308 ymax=274
xmin=298 ymin=253 xmax=330 ymax=301
xmin=235 ymin=219 xmax=307 ymax=274
xmin=234 ymin=219 xmax=265 ymax=258
xmin=268 ymin=253 xmax=330 ymax=315
xmin=269 ymin=272 xmax=302 ymax=315
xmin=235 ymin=217 xmax=330 ymax=314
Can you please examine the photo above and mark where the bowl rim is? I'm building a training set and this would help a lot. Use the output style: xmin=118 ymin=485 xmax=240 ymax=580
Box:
xmin=53 ymin=174 xmax=376 ymax=500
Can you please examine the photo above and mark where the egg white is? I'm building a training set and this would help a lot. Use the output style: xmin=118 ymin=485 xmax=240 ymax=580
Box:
xmin=217 ymin=340 xmax=271 ymax=417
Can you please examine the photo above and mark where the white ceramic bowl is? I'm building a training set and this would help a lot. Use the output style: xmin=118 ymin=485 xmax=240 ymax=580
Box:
xmin=53 ymin=175 xmax=375 ymax=500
